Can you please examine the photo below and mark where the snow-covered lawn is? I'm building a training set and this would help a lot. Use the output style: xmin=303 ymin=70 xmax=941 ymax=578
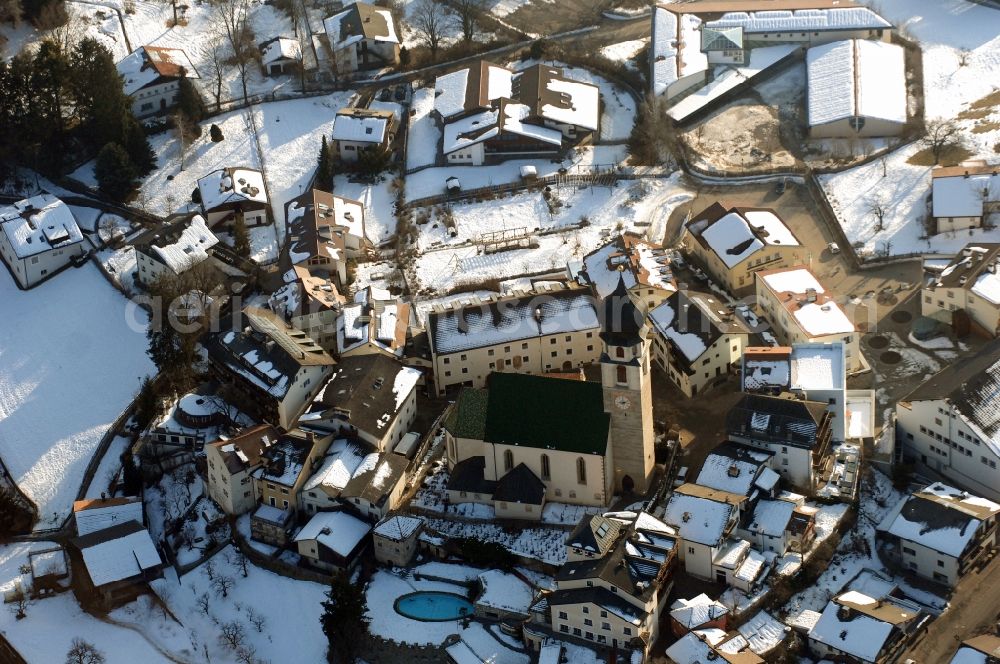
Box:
xmin=84 ymin=435 xmax=131 ymax=500
xmin=144 ymin=547 xmax=329 ymax=662
xmin=600 ymin=39 xmax=648 ymax=69
xmin=407 ymin=87 xmax=440 ymax=171
xmin=0 ymin=542 xmax=172 ymax=663
xmin=0 ymin=264 xmax=153 ymax=528
xmin=332 ymin=174 xmax=398 ymax=245
xmin=366 ymin=568 xmax=472 ymax=645
xmin=820 ymin=0 xmax=1000 ymax=257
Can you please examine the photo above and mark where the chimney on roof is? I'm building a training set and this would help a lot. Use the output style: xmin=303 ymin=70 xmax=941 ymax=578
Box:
xmin=805 ymin=288 xmax=817 ymax=303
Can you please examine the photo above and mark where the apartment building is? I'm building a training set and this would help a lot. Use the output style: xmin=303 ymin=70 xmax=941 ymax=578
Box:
xmin=877 ymin=482 xmax=999 ymax=587
xmin=755 ymin=265 xmax=862 ymax=372
xmin=922 ymin=243 xmax=1000 ymax=338
xmin=134 ymin=215 xmax=220 ymax=288
xmin=896 ymin=339 xmax=1000 ymax=502
xmin=682 ymin=203 xmax=803 ymax=295
xmin=205 ymin=425 xmax=282 ymax=515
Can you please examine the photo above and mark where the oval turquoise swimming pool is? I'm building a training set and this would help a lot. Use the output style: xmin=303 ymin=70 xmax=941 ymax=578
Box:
xmin=394 ymin=591 xmax=473 ymax=621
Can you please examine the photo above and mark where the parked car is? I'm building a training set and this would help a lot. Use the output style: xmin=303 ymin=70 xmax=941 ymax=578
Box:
xmin=828 ymin=242 xmax=841 ymax=254
xmin=673 ymin=466 xmax=689 ymax=488
xmin=774 ymin=178 xmax=787 ymax=195
xmin=394 ymin=85 xmax=407 ymax=102
xmin=378 ymin=88 xmax=392 ymax=102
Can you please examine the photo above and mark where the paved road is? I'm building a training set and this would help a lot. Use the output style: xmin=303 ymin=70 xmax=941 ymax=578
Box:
xmin=899 ymin=553 xmax=1000 ymax=663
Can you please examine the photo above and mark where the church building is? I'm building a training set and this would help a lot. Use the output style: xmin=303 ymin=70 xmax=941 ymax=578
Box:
xmin=442 ymin=279 xmax=656 ymax=518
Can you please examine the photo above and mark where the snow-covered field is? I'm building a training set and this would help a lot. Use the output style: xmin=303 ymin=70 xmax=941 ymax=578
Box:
xmin=0 ymin=265 xmax=153 ymax=528
xmin=820 ymin=0 xmax=1000 ymax=257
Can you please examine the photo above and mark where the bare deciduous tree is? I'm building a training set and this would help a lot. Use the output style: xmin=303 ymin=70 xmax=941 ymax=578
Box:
xmin=921 ymin=117 xmax=963 ymax=165
xmin=196 ymin=591 xmax=212 ymax=615
xmin=65 ymin=639 xmax=105 ymax=664
xmin=9 ymin=584 xmax=28 ymax=620
xmin=866 ymin=192 xmax=888 ymax=232
xmin=245 ymin=605 xmax=267 ymax=633
xmin=410 ymin=0 xmax=448 ymax=60
xmin=448 ymin=0 xmax=487 ymax=43
xmin=219 ymin=620 xmax=246 ymax=650
xmin=228 ymin=547 xmax=250 ymax=577
xmin=212 ymin=0 xmax=256 ymax=103
xmin=235 ymin=645 xmax=258 ymax=664
xmin=199 ymin=32 xmax=228 ymax=112
xmin=203 ymin=559 xmax=216 ymax=581
xmin=212 ymin=574 xmax=235 ymax=598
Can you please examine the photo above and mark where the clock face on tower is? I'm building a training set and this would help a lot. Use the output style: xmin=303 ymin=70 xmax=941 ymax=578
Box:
xmin=615 ymin=395 xmax=631 ymax=410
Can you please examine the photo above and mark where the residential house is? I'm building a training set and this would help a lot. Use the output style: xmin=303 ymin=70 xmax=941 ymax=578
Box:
xmin=196 ymin=167 xmax=270 ymax=229
xmin=117 ymin=45 xmax=199 ymax=118
xmin=578 ymin=232 xmax=677 ymax=310
xmin=426 ymin=287 xmax=602 ymax=395
xmin=661 ymin=484 xmax=742 ymax=581
xmin=524 ymin=511 xmax=677 ymax=658
xmin=331 ymin=107 xmax=395 ymax=163
xmin=755 ymin=265 xmax=861 ymax=372
xmin=298 ymin=438 xmax=378 ymax=515
xmin=648 ymin=289 xmax=761 ymax=397
xmin=338 ymin=287 xmax=410 ymax=358
xmin=666 ymin=630 xmax=765 ymax=664
xmin=896 ymin=338 xmax=1000 ymax=502
xmin=806 ymin=39 xmax=906 ymax=138
xmin=0 ymin=194 xmax=84 ymax=288
xmin=877 ymin=482 xmax=999 ymax=587
xmin=694 ymin=442 xmax=781 ymax=511
xmin=922 ymin=243 xmax=1000 ymax=338
xmin=930 ymin=163 xmax=1000 ymax=234
xmin=339 ymin=453 xmax=409 ymax=520
xmin=269 ymin=265 xmax=345 ymax=351
xmin=682 ymin=203 xmax=803 ymax=295
xmin=323 ymin=2 xmax=400 ymax=75
xmin=205 ymin=424 xmax=282 ymax=515
xmin=432 ymin=61 xmax=599 ymax=166
xmin=250 ymin=503 xmax=294 ymax=547
xmin=252 ymin=429 xmax=333 ymax=517
xmin=738 ymin=497 xmax=816 ymax=556
xmin=68 ymin=521 xmax=163 ymax=611
xmin=207 ymin=307 xmax=335 ymax=429
xmin=294 ymin=509 xmax=371 ymax=572
xmin=73 ymin=497 xmax=144 ymax=536
xmin=372 ymin=514 xmax=424 ymax=566
xmin=565 ymin=513 xmax=624 ymax=562
xmin=807 ymin=588 xmax=927 ymax=663
xmin=301 ymin=353 xmax=420 ymax=452
xmin=291 ymin=188 xmax=368 ymax=261
xmin=726 ymin=392 xmax=835 ymax=494
xmin=949 ymin=634 xmax=1000 ymax=664
xmin=259 ymin=36 xmax=301 ymax=76
xmin=669 ymin=593 xmax=730 ymax=637
xmin=134 ymin=214 xmax=220 ymax=287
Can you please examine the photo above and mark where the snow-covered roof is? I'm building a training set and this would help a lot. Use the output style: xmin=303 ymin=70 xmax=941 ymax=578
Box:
xmin=332 ymin=108 xmax=392 ymax=144
xmin=746 ymin=499 xmax=796 ymax=537
xmin=705 ymin=7 xmax=891 ymax=33
xmin=932 ymin=167 xmax=1000 ymax=219
xmin=434 ymin=62 xmax=513 ymax=121
xmin=701 ymin=212 xmax=764 ymax=268
xmin=670 ymin=593 xmax=730 ymax=629
xmin=441 ymin=101 xmax=563 ymax=155
xmin=539 ymin=76 xmax=599 ymax=132
xmin=428 ymin=289 xmax=600 ymax=355
xmin=148 ymin=214 xmax=218 ymax=273
xmin=759 ymin=267 xmax=855 ymax=337
xmin=373 ymin=514 xmax=423 ymax=541
xmin=476 ymin=569 xmax=534 ymax=614
xmin=806 ymin=39 xmax=906 ymax=127
xmin=76 ymin=523 xmax=161 ymax=587
xmin=581 ymin=233 xmax=676 ymax=298
xmin=663 ymin=492 xmax=735 ymax=546
xmin=294 ymin=510 xmax=371 ymax=557
xmin=880 ymin=482 xmax=999 ymax=557
xmin=116 ymin=45 xmax=198 ymax=96
xmin=197 ymin=168 xmax=268 ymax=212
xmin=809 ymin=594 xmax=896 ymax=662
xmin=260 ymin=36 xmax=301 ymax=65
xmin=738 ymin=611 xmax=787 ymax=654
xmin=73 ymin=497 xmax=144 ymax=536
xmin=0 ymin=194 xmax=83 ymax=259
xmin=651 ymin=9 xmax=708 ymax=97
xmin=303 ymin=438 xmax=377 ymax=493
xmin=742 ymin=210 xmax=800 ymax=247
xmin=324 ymin=2 xmax=398 ymax=47
xmin=695 ymin=445 xmax=772 ymax=495
xmin=790 ymin=342 xmax=844 ymax=390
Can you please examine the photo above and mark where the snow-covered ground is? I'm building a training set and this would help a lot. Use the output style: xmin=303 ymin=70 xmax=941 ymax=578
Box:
xmin=143 ymin=546 xmax=329 ymax=662
xmin=411 ymin=175 xmax=692 ymax=293
xmin=0 ymin=264 xmax=153 ymax=528
xmin=84 ymin=435 xmax=131 ymax=500
xmin=820 ymin=0 xmax=1000 ymax=257
xmin=425 ymin=519 xmax=568 ymax=565
xmin=406 ymin=87 xmax=441 ymax=171
xmin=332 ymin=174 xmax=398 ymax=245
xmin=0 ymin=542 xmax=173 ymax=663
xmin=600 ymin=39 xmax=648 ymax=69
